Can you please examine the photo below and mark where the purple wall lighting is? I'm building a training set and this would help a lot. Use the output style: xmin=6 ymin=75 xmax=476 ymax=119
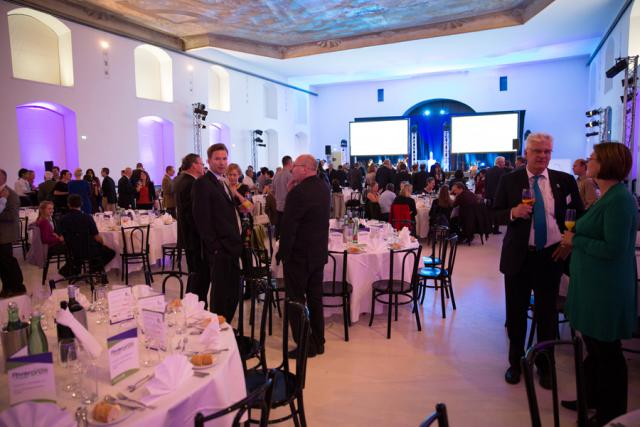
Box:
xmin=137 ymin=116 xmax=175 ymax=184
xmin=15 ymin=102 xmax=79 ymax=182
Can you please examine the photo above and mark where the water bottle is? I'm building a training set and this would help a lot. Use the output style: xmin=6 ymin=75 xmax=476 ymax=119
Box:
xmin=27 ymin=312 xmax=48 ymax=354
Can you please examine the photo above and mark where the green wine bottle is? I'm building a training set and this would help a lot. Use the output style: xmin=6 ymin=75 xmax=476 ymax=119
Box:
xmin=27 ymin=311 xmax=48 ymax=354
xmin=5 ymin=302 xmax=25 ymax=332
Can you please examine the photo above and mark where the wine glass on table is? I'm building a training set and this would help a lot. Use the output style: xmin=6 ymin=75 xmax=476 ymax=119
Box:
xmin=521 ymin=188 xmax=535 ymax=207
xmin=565 ymin=209 xmax=576 ymax=232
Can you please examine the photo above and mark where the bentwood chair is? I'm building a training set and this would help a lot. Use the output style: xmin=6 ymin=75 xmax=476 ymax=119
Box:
xmin=419 ymin=403 xmax=450 ymax=427
xmin=195 ymin=369 xmax=275 ymax=427
xmin=369 ymin=245 xmax=422 ymax=339
xmin=245 ymin=301 xmax=311 ymax=426
xmin=120 ymin=224 xmax=152 ymax=285
xmin=12 ymin=217 xmax=29 ymax=259
xmin=322 ymin=250 xmax=353 ymax=341
xmin=521 ymin=337 xmax=588 ymax=427
xmin=418 ymin=234 xmax=459 ymax=319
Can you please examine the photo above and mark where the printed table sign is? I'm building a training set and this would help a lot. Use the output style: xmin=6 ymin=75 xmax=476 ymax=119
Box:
xmin=7 ymin=352 xmax=56 ymax=405
xmin=140 ymin=309 xmax=167 ymax=351
xmin=137 ymin=293 xmax=166 ymax=312
xmin=108 ymin=286 xmax=134 ymax=324
xmin=107 ymin=328 xmax=139 ymax=385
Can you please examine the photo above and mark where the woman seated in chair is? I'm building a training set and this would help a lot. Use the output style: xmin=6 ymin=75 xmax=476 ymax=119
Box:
xmin=429 ymin=185 xmax=453 ymax=229
xmin=391 ymin=183 xmax=417 ymax=223
xmin=364 ymin=182 xmax=382 ymax=220
xmin=27 ymin=201 xmax=65 ymax=267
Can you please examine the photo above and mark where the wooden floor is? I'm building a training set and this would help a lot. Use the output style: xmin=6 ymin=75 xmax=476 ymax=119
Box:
xmin=17 ymin=227 xmax=640 ymax=426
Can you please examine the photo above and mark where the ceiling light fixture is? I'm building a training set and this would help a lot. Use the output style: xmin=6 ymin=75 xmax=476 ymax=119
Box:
xmin=585 ymin=120 xmax=600 ymax=128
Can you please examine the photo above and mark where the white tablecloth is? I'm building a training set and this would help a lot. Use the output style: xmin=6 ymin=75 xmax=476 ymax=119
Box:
xmin=272 ymin=233 xmax=420 ymax=323
xmin=98 ymin=221 xmax=178 ymax=272
xmin=0 ymin=309 xmax=246 ymax=427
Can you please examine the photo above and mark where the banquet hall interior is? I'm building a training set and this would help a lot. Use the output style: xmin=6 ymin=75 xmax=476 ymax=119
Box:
xmin=1 ymin=0 xmax=640 ymax=426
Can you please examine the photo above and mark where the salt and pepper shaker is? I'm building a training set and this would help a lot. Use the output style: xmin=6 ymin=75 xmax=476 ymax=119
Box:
xmin=75 ymin=406 xmax=88 ymax=427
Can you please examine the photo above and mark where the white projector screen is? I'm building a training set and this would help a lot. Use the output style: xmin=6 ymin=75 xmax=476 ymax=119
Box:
xmin=350 ymin=119 xmax=409 ymax=156
xmin=451 ymin=113 xmax=519 ymax=153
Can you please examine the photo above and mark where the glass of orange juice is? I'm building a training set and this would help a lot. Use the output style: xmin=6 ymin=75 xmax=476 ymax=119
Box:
xmin=565 ymin=209 xmax=576 ymax=231
xmin=521 ymin=189 xmax=535 ymax=206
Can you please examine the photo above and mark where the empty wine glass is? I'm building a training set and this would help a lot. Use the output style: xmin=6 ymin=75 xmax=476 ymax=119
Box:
xmin=59 ymin=340 xmax=79 ymax=393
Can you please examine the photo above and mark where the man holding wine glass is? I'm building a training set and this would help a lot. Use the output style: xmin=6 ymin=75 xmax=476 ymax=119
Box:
xmin=493 ymin=132 xmax=583 ymax=388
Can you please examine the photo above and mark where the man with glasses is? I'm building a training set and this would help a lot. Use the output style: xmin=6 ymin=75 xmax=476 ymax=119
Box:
xmin=278 ymin=155 xmax=330 ymax=358
xmin=494 ymin=133 xmax=583 ymax=388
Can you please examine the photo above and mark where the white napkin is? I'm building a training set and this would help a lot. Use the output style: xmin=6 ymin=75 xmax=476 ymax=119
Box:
xmin=146 ymin=354 xmax=192 ymax=397
xmin=0 ymin=402 xmax=74 ymax=427
xmin=132 ymin=284 xmax=153 ymax=300
xmin=55 ymin=308 xmax=103 ymax=359
xmin=182 ymin=293 xmax=205 ymax=318
xmin=198 ymin=315 xmax=222 ymax=348
xmin=162 ymin=213 xmax=173 ymax=225
xmin=398 ymin=227 xmax=411 ymax=247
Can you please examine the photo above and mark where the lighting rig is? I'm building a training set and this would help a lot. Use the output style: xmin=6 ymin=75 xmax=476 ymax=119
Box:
xmin=192 ymin=102 xmax=208 ymax=157
xmin=252 ymin=130 xmax=264 ymax=169
xmin=605 ymin=56 xmax=638 ymax=148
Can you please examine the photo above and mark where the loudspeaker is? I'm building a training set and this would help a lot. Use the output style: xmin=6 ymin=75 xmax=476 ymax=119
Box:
xmin=325 ymin=145 xmax=331 ymax=155
xmin=44 ymin=161 xmax=54 ymax=172
xmin=512 ymin=139 xmax=520 ymax=151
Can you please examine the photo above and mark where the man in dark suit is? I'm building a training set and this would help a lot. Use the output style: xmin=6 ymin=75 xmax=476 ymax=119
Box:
xmin=0 ymin=169 xmax=26 ymax=297
xmin=278 ymin=154 xmax=330 ymax=357
xmin=100 ymin=167 xmax=117 ymax=212
xmin=174 ymin=154 xmax=208 ymax=305
xmin=485 ymin=156 xmax=510 ymax=234
xmin=117 ymin=167 xmax=135 ymax=209
xmin=412 ymin=163 xmax=428 ymax=193
xmin=192 ymin=144 xmax=243 ymax=322
xmin=375 ymin=159 xmax=396 ymax=190
xmin=493 ymin=133 xmax=583 ymax=387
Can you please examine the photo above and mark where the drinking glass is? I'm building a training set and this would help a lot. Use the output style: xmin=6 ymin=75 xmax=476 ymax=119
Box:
xmin=94 ymin=285 xmax=108 ymax=324
xmin=564 ymin=209 xmax=576 ymax=232
xmin=59 ymin=340 xmax=79 ymax=393
xmin=521 ymin=189 xmax=535 ymax=206
xmin=77 ymin=344 xmax=98 ymax=404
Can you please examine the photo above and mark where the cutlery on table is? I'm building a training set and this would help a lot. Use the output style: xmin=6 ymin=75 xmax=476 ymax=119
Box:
xmin=127 ymin=374 xmax=153 ymax=392
xmin=104 ymin=395 xmax=144 ymax=411
xmin=115 ymin=392 xmax=156 ymax=410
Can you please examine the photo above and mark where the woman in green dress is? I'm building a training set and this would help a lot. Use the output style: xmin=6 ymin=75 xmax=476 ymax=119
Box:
xmin=561 ymin=142 xmax=637 ymax=425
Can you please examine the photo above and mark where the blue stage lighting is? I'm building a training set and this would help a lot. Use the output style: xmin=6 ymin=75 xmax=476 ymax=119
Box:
xmin=424 ymin=110 xmax=431 ymax=116
xmin=439 ymin=109 xmax=446 ymax=115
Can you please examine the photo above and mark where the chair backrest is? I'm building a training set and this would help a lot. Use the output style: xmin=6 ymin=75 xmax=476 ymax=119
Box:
xmin=521 ymin=337 xmax=588 ymax=427
xmin=349 ymin=191 xmax=361 ymax=202
xmin=282 ymin=300 xmax=311 ymax=393
xmin=426 ymin=226 xmax=449 ymax=270
xmin=387 ymin=245 xmax=422 ymax=288
xmin=62 ymin=229 xmax=93 ymax=263
xmin=390 ymin=203 xmax=412 ymax=232
xmin=120 ymin=224 xmax=151 ymax=255
xmin=18 ymin=217 xmax=28 ymax=240
xmin=419 ymin=403 xmax=449 ymax=427
xmin=445 ymin=235 xmax=459 ymax=277
xmin=239 ymin=247 xmax=271 ymax=355
xmin=326 ymin=250 xmax=348 ymax=295
xmin=194 ymin=369 xmax=275 ymax=427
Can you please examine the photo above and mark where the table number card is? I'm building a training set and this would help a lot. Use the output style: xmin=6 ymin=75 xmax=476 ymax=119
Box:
xmin=141 ymin=309 xmax=167 ymax=351
xmin=137 ymin=293 xmax=166 ymax=312
xmin=108 ymin=286 xmax=134 ymax=324
xmin=107 ymin=328 xmax=139 ymax=385
xmin=7 ymin=352 xmax=56 ymax=405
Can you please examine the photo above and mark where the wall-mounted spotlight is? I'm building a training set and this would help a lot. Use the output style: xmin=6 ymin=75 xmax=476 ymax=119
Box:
xmin=424 ymin=110 xmax=431 ymax=116
xmin=585 ymin=109 xmax=601 ymax=117
xmin=99 ymin=40 xmax=110 ymax=50
xmin=439 ymin=109 xmax=446 ymax=115
xmin=253 ymin=130 xmax=265 ymax=147
xmin=100 ymin=40 xmax=110 ymax=78
xmin=585 ymin=131 xmax=599 ymax=137
xmin=605 ymin=57 xmax=628 ymax=78
xmin=585 ymin=120 xmax=601 ymax=128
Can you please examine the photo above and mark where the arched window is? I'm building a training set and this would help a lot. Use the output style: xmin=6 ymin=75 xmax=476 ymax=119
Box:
xmin=134 ymin=45 xmax=173 ymax=102
xmin=295 ymin=132 xmax=309 ymax=154
xmin=8 ymin=8 xmax=74 ymax=86
xmin=264 ymin=84 xmax=278 ymax=119
xmin=209 ymin=66 xmax=230 ymax=111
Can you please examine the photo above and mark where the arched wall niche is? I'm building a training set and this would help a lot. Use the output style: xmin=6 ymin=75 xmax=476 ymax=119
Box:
xmin=134 ymin=44 xmax=173 ymax=102
xmin=137 ymin=116 xmax=175 ymax=183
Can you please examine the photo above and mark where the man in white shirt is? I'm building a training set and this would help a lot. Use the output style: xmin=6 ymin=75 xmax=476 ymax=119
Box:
xmin=378 ymin=183 xmax=396 ymax=221
xmin=242 ymin=168 xmax=256 ymax=190
xmin=14 ymin=168 xmax=30 ymax=197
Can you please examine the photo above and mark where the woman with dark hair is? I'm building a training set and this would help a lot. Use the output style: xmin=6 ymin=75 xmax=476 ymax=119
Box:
xmin=475 ymin=169 xmax=487 ymax=198
xmin=134 ymin=170 xmax=156 ymax=210
xmin=429 ymin=163 xmax=445 ymax=190
xmin=84 ymin=168 xmax=102 ymax=213
xmin=429 ymin=184 xmax=453 ymax=228
xmin=562 ymin=142 xmax=637 ymax=425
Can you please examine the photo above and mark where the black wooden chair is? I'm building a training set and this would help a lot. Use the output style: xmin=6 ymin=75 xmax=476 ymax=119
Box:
xmin=12 ymin=217 xmax=29 ymax=259
xmin=322 ymin=250 xmax=353 ymax=341
xmin=527 ymin=294 xmax=574 ymax=348
xmin=195 ymin=369 xmax=276 ymax=427
xmin=160 ymin=242 xmax=184 ymax=273
xmin=55 ymin=230 xmax=108 ymax=297
xmin=368 ymin=245 xmax=423 ymax=339
xmin=42 ymin=244 xmax=67 ymax=286
xmin=521 ymin=337 xmax=588 ymax=427
xmin=120 ymin=224 xmax=152 ymax=285
xmin=345 ymin=192 xmax=364 ymax=218
xmin=422 ymin=225 xmax=449 ymax=267
xmin=419 ymin=403 xmax=449 ymax=427
xmin=417 ymin=234 xmax=459 ymax=319
xmin=245 ymin=301 xmax=310 ymax=426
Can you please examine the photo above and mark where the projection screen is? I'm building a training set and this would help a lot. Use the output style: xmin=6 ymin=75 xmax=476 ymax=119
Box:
xmin=349 ymin=119 xmax=409 ymax=156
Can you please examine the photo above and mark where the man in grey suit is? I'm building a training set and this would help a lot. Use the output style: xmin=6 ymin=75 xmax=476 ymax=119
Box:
xmin=0 ymin=169 xmax=26 ymax=297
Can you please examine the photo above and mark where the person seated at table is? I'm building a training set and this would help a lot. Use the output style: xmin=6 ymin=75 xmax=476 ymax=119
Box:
xmin=364 ymin=182 xmax=382 ymax=220
xmin=391 ymin=183 xmax=417 ymax=223
xmin=68 ymin=168 xmax=93 ymax=214
xmin=429 ymin=184 xmax=453 ymax=229
xmin=331 ymin=178 xmax=342 ymax=193
xmin=475 ymin=169 xmax=487 ymax=198
xmin=59 ymin=194 xmax=115 ymax=274
xmin=448 ymin=170 xmax=466 ymax=187
xmin=451 ymin=182 xmax=481 ymax=243
xmin=378 ymin=183 xmax=396 ymax=222
xmin=423 ymin=177 xmax=436 ymax=195
xmin=27 ymin=201 xmax=65 ymax=267
xmin=134 ymin=170 xmax=156 ymax=210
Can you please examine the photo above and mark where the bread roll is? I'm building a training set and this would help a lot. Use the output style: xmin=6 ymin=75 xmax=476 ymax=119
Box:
xmin=191 ymin=353 xmax=214 ymax=366
xmin=93 ymin=401 xmax=122 ymax=423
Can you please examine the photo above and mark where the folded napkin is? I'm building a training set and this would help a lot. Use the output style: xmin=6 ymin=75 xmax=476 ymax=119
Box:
xmin=182 ymin=293 xmax=206 ymax=318
xmin=398 ymin=227 xmax=411 ymax=247
xmin=55 ymin=308 xmax=103 ymax=359
xmin=199 ymin=315 xmax=222 ymax=348
xmin=146 ymin=354 xmax=192 ymax=397
xmin=0 ymin=402 xmax=74 ymax=427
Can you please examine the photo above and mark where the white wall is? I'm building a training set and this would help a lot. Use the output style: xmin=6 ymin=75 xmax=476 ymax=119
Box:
xmin=0 ymin=0 xmax=310 ymax=183
xmin=310 ymin=57 xmax=590 ymax=164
